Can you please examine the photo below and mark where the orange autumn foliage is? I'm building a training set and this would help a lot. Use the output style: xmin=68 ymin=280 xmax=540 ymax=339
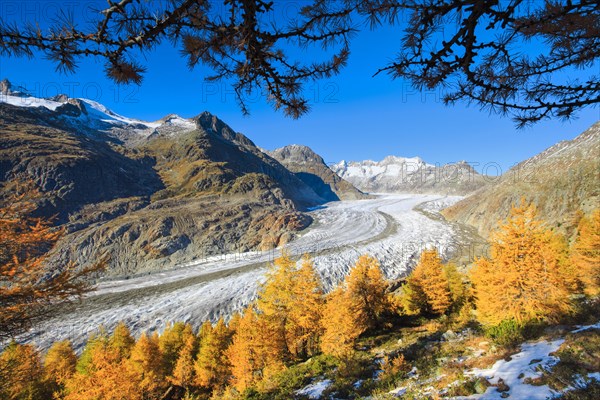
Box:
xmin=195 ymin=318 xmax=232 ymax=391
xmin=287 ymin=255 xmax=324 ymax=358
xmin=64 ymin=338 xmax=141 ymax=400
xmin=226 ymin=308 xmax=285 ymax=392
xmin=0 ymin=341 xmax=45 ymax=399
xmin=408 ymin=249 xmax=452 ymax=315
xmin=321 ymin=255 xmax=389 ymax=356
xmin=471 ymin=200 xmax=572 ymax=325
xmin=0 ymin=182 xmax=99 ymax=340
xmin=43 ymin=340 xmax=77 ymax=392
xmin=344 ymin=254 xmax=390 ymax=329
xmin=320 ymin=286 xmax=363 ymax=357
xmin=571 ymin=209 xmax=600 ymax=296
xmin=170 ymin=333 xmax=197 ymax=389
xmin=158 ymin=322 xmax=194 ymax=377
xmin=127 ymin=332 xmax=166 ymax=397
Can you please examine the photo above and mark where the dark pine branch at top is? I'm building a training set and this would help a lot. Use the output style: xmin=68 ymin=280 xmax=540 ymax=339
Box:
xmin=0 ymin=0 xmax=598 ymax=124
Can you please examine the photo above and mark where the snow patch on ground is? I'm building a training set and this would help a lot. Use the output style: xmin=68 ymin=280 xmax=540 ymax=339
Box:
xmin=572 ymin=321 xmax=600 ymax=333
xmin=295 ymin=379 xmax=332 ymax=399
xmin=464 ymin=339 xmax=564 ymax=399
xmin=388 ymin=386 xmax=407 ymax=397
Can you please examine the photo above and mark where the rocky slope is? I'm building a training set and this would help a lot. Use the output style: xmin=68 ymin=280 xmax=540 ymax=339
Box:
xmin=332 ymin=156 xmax=488 ymax=195
xmin=443 ymin=122 xmax=600 ymax=238
xmin=0 ymin=79 xmax=323 ymax=277
xmin=268 ymin=144 xmax=367 ymax=201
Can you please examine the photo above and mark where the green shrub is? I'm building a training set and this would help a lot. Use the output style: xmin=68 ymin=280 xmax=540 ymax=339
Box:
xmin=485 ymin=319 xmax=525 ymax=347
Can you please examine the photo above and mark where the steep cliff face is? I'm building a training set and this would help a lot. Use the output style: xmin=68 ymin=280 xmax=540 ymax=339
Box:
xmin=0 ymin=81 xmax=322 ymax=277
xmin=268 ymin=144 xmax=367 ymax=201
xmin=443 ymin=122 xmax=600 ymax=238
xmin=332 ymin=156 xmax=488 ymax=195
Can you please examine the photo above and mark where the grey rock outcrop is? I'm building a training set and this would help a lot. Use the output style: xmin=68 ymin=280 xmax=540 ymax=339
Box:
xmin=269 ymin=144 xmax=367 ymax=201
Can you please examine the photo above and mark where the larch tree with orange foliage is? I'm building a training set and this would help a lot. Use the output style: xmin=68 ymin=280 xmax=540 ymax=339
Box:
xmin=43 ymin=340 xmax=77 ymax=395
xmin=195 ymin=318 xmax=232 ymax=391
xmin=108 ymin=322 xmax=135 ymax=361
xmin=159 ymin=322 xmax=194 ymax=377
xmin=170 ymin=333 xmax=197 ymax=391
xmin=225 ymin=254 xmax=328 ymax=389
xmin=345 ymin=254 xmax=390 ymax=329
xmin=287 ymin=255 xmax=324 ymax=358
xmin=571 ymin=210 xmax=600 ymax=296
xmin=73 ymin=330 xmax=107 ymax=376
xmin=321 ymin=255 xmax=389 ymax=356
xmin=0 ymin=341 xmax=45 ymax=399
xmin=226 ymin=308 xmax=263 ymax=392
xmin=255 ymin=253 xmax=324 ymax=361
xmin=64 ymin=334 xmax=141 ymax=400
xmin=227 ymin=301 xmax=290 ymax=392
xmin=0 ymin=182 xmax=99 ymax=340
xmin=127 ymin=332 xmax=166 ymax=398
xmin=471 ymin=200 xmax=572 ymax=326
xmin=395 ymin=273 xmax=428 ymax=317
xmin=255 ymin=252 xmax=297 ymax=360
xmin=407 ymin=249 xmax=452 ymax=315
xmin=320 ymin=286 xmax=363 ymax=357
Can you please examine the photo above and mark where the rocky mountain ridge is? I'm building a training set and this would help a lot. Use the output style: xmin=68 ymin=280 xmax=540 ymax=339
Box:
xmin=443 ymin=121 xmax=600 ymax=238
xmin=0 ymin=79 xmax=326 ymax=277
xmin=268 ymin=144 xmax=367 ymax=201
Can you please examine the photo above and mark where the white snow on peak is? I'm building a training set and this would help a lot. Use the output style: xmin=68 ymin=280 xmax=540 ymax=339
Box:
xmin=334 ymin=155 xmax=435 ymax=181
xmin=381 ymin=155 xmax=431 ymax=167
xmin=0 ymin=93 xmax=63 ymax=111
xmin=0 ymin=90 xmax=163 ymax=130
xmin=78 ymin=98 xmax=161 ymax=129
xmin=160 ymin=114 xmax=196 ymax=129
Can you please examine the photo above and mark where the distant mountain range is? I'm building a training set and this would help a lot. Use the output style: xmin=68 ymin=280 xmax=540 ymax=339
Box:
xmin=3 ymin=77 xmax=595 ymax=278
xmin=332 ymin=156 xmax=488 ymax=195
xmin=443 ymin=122 xmax=600 ymax=238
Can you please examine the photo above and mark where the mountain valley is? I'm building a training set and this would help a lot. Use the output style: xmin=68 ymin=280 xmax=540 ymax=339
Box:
xmin=1 ymin=78 xmax=598 ymax=357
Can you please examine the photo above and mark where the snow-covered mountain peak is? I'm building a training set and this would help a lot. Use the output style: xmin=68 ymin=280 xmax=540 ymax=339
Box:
xmin=158 ymin=114 xmax=196 ymax=129
xmin=0 ymin=80 xmax=65 ymax=111
xmin=0 ymin=79 xmax=176 ymax=142
xmin=332 ymin=155 xmax=487 ymax=195
xmin=0 ymin=79 xmax=158 ymax=130
xmin=380 ymin=155 xmax=433 ymax=167
xmin=76 ymin=98 xmax=160 ymax=128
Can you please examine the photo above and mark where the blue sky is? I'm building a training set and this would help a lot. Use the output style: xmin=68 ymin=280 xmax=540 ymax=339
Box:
xmin=1 ymin=1 xmax=598 ymax=174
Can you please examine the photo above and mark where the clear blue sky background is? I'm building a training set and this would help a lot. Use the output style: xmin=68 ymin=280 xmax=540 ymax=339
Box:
xmin=1 ymin=1 xmax=598 ymax=174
